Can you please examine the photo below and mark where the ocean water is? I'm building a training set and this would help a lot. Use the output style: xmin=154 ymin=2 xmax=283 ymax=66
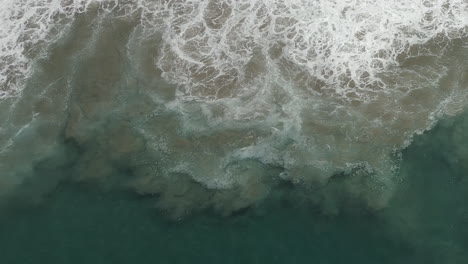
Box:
xmin=1 ymin=117 xmax=468 ymax=263
xmin=0 ymin=0 xmax=468 ymax=263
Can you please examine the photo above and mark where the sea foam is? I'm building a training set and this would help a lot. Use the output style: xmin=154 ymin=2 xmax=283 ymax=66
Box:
xmin=0 ymin=0 xmax=467 ymax=216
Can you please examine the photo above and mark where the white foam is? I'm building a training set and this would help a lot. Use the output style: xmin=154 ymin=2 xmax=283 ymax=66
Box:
xmin=146 ymin=1 xmax=468 ymax=185
xmin=2 ymin=0 xmax=466 ymax=100
xmin=0 ymin=0 xmax=137 ymax=100
xmin=0 ymin=0 xmax=467 ymax=209
xmin=1 ymin=0 xmax=72 ymax=98
xmin=153 ymin=0 xmax=468 ymax=101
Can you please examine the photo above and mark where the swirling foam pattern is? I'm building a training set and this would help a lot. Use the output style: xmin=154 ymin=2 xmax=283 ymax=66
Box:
xmin=0 ymin=0 xmax=467 ymax=216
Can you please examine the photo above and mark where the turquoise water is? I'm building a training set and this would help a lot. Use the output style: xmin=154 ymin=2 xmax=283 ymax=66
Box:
xmin=1 ymin=113 xmax=468 ymax=263
xmin=1 ymin=2 xmax=468 ymax=263
xmin=0 ymin=184 xmax=405 ymax=264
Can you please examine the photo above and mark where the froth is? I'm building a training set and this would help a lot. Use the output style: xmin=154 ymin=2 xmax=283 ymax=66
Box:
xmin=144 ymin=0 xmax=468 ymax=211
xmin=1 ymin=0 xmax=467 ymax=100
xmin=154 ymin=0 xmax=468 ymax=101
xmin=150 ymin=0 xmax=468 ymax=179
xmin=0 ymin=0 xmax=136 ymax=99
xmin=0 ymin=0 xmax=467 ymax=216
xmin=1 ymin=0 xmax=74 ymax=98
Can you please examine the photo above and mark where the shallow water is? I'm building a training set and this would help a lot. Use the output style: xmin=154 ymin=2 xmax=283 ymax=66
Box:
xmin=1 ymin=1 xmax=468 ymax=262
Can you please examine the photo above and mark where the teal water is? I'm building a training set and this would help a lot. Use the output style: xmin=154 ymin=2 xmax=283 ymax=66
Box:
xmin=1 ymin=113 xmax=468 ymax=263
xmin=0 ymin=184 xmax=405 ymax=264
xmin=1 ymin=2 xmax=468 ymax=263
